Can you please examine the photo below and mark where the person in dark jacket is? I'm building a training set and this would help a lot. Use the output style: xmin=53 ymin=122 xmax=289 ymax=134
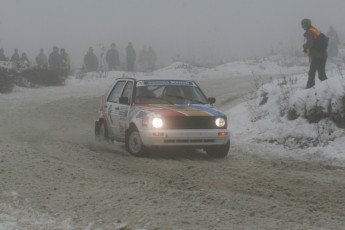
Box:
xmin=106 ymin=43 xmax=120 ymax=71
xmin=60 ymin=48 xmax=70 ymax=77
xmin=49 ymin=46 xmax=61 ymax=70
xmin=84 ymin=47 xmax=99 ymax=72
xmin=20 ymin=52 xmax=29 ymax=63
xmin=0 ymin=48 xmax=7 ymax=61
xmin=126 ymin=42 xmax=136 ymax=72
xmin=301 ymin=18 xmax=328 ymax=89
xmin=10 ymin=48 xmax=20 ymax=62
xmin=19 ymin=52 xmax=31 ymax=68
xmin=36 ymin=48 xmax=48 ymax=68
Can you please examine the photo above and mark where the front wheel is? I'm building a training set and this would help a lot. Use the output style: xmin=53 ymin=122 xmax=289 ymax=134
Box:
xmin=126 ymin=127 xmax=147 ymax=157
xmin=206 ymin=140 xmax=230 ymax=158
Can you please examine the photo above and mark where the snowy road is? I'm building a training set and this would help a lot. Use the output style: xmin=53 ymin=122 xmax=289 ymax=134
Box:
xmin=1 ymin=74 xmax=345 ymax=229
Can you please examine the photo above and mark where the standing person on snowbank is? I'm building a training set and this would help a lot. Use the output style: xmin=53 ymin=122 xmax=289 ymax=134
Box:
xmin=10 ymin=48 xmax=20 ymax=62
xmin=326 ymin=26 xmax=339 ymax=58
xmin=106 ymin=43 xmax=120 ymax=71
xmin=0 ymin=48 xmax=8 ymax=61
xmin=126 ymin=42 xmax=136 ymax=72
xmin=301 ymin=18 xmax=328 ymax=89
xmin=84 ymin=47 xmax=99 ymax=72
xmin=49 ymin=46 xmax=61 ymax=71
xmin=60 ymin=48 xmax=70 ymax=77
xmin=36 ymin=48 xmax=48 ymax=68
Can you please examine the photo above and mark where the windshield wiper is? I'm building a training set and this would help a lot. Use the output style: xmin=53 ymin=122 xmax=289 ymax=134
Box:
xmin=188 ymin=98 xmax=207 ymax=104
xmin=164 ymin=95 xmax=206 ymax=104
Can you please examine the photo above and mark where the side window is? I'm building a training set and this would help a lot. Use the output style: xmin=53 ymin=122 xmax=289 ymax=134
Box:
xmin=108 ymin=81 xmax=126 ymax=102
xmin=122 ymin=81 xmax=134 ymax=100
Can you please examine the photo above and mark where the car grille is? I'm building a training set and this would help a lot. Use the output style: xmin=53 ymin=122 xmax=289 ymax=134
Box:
xmin=163 ymin=116 xmax=226 ymax=129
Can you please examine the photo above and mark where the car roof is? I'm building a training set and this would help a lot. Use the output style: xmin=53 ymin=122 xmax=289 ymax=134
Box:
xmin=115 ymin=75 xmax=193 ymax=82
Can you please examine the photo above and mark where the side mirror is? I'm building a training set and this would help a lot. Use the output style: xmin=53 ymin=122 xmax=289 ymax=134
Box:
xmin=208 ymin=97 xmax=216 ymax=104
xmin=119 ymin=96 xmax=130 ymax=105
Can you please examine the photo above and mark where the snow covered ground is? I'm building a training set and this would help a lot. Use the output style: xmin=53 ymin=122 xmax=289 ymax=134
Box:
xmin=228 ymin=66 xmax=345 ymax=165
xmin=1 ymin=55 xmax=345 ymax=229
xmin=1 ymin=55 xmax=344 ymax=164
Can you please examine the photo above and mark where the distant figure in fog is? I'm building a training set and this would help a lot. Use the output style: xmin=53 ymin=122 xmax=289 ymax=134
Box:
xmin=326 ymin=26 xmax=340 ymax=58
xmin=126 ymin=42 xmax=136 ymax=72
xmin=20 ymin=52 xmax=29 ymax=63
xmin=0 ymin=48 xmax=8 ymax=61
xmin=10 ymin=48 xmax=20 ymax=62
xmin=36 ymin=48 xmax=48 ymax=68
xmin=19 ymin=52 xmax=31 ymax=68
xmin=49 ymin=46 xmax=61 ymax=70
xmin=138 ymin=46 xmax=148 ymax=72
xmin=84 ymin=47 xmax=99 ymax=72
xmin=106 ymin=43 xmax=120 ymax=71
xmin=147 ymin=46 xmax=157 ymax=72
xmin=60 ymin=48 xmax=71 ymax=76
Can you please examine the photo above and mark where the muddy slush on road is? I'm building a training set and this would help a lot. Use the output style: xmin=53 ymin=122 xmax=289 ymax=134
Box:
xmin=1 ymin=74 xmax=345 ymax=229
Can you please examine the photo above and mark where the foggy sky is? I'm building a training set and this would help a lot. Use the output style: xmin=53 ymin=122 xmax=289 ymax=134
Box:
xmin=1 ymin=0 xmax=345 ymax=69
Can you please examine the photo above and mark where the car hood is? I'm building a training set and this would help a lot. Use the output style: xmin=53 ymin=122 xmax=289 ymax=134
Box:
xmin=131 ymin=104 xmax=226 ymax=117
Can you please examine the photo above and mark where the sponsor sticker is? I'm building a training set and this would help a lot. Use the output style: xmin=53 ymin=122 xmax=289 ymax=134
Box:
xmin=136 ymin=80 xmax=195 ymax=87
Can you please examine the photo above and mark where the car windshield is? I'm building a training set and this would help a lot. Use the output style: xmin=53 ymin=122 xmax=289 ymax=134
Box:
xmin=134 ymin=80 xmax=209 ymax=104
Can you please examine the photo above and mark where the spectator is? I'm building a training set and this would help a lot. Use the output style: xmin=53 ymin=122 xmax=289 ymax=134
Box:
xmin=84 ymin=47 xmax=98 ymax=72
xmin=106 ymin=43 xmax=120 ymax=71
xmin=20 ymin=52 xmax=29 ymax=63
xmin=36 ymin=48 xmax=48 ymax=68
xmin=99 ymin=46 xmax=106 ymax=72
xmin=138 ymin=45 xmax=148 ymax=72
xmin=10 ymin=48 xmax=20 ymax=62
xmin=0 ymin=48 xmax=7 ymax=61
xmin=301 ymin=18 xmax=328 ymax=89
xmin=19 ymin=52 xmax=31 ymax=68
xmin=326 ymin=26 xmax=340 ymax=58
xmin=126 ymin=42 xmax=136 ymax=72
xmin=60 ymin=48 xmax=71 ymax=77
xmin=147 ymin=46 xmax=157 ymax=72
xmin=49 ymin=46 xmax=61 ymax=70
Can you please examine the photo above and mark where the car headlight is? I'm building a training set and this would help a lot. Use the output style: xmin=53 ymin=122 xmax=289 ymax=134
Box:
xmin=152 ymin=117 xmax=163 ymax=128
xmin=215 ymin=117 xmax=226 ymax=128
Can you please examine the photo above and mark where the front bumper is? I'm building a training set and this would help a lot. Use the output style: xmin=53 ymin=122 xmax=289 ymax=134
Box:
xmin=140 ymin=129 xmax=230 ymax=147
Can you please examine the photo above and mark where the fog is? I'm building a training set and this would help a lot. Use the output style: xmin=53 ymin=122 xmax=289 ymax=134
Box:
xmin=1 ymin=0 xmax=344 ymax=70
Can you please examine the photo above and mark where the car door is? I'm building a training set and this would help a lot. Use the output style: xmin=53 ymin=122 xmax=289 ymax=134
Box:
xmin=116 ymin=80 xmax=134 ymax=142
xmin=106 ymin=80 xmax=126 ymax=140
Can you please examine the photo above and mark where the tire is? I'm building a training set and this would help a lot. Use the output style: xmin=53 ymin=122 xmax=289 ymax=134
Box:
xmin=95 ymin=120 xmax=108 ymax=142
xmin=206 ymin=139 xmax=230 ymax=158
xmin=126 ymin=127 xmax=147 ymax=157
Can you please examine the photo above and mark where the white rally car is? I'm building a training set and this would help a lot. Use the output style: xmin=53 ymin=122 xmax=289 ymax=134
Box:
xmin=95 ymin=76 xmax=230 ymax=158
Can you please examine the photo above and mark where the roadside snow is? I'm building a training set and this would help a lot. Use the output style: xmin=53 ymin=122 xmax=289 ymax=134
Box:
xmin=228 ymin=64 xmax=345 ymax=165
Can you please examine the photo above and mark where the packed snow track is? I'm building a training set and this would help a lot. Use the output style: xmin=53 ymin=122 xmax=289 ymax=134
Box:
xmin=1 ymin=75 xmax=345 ymax=229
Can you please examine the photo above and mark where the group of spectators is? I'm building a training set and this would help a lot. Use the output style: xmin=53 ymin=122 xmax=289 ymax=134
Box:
xmin=0 ymin=48 xmax=30 ymax=66
xmin=83 ymin=42 xmax=157 ymax=73
xmin=0 ymin=42 xmax=158 ymax=77
xmin=0 ymin=46 xmax=71 ymax=77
